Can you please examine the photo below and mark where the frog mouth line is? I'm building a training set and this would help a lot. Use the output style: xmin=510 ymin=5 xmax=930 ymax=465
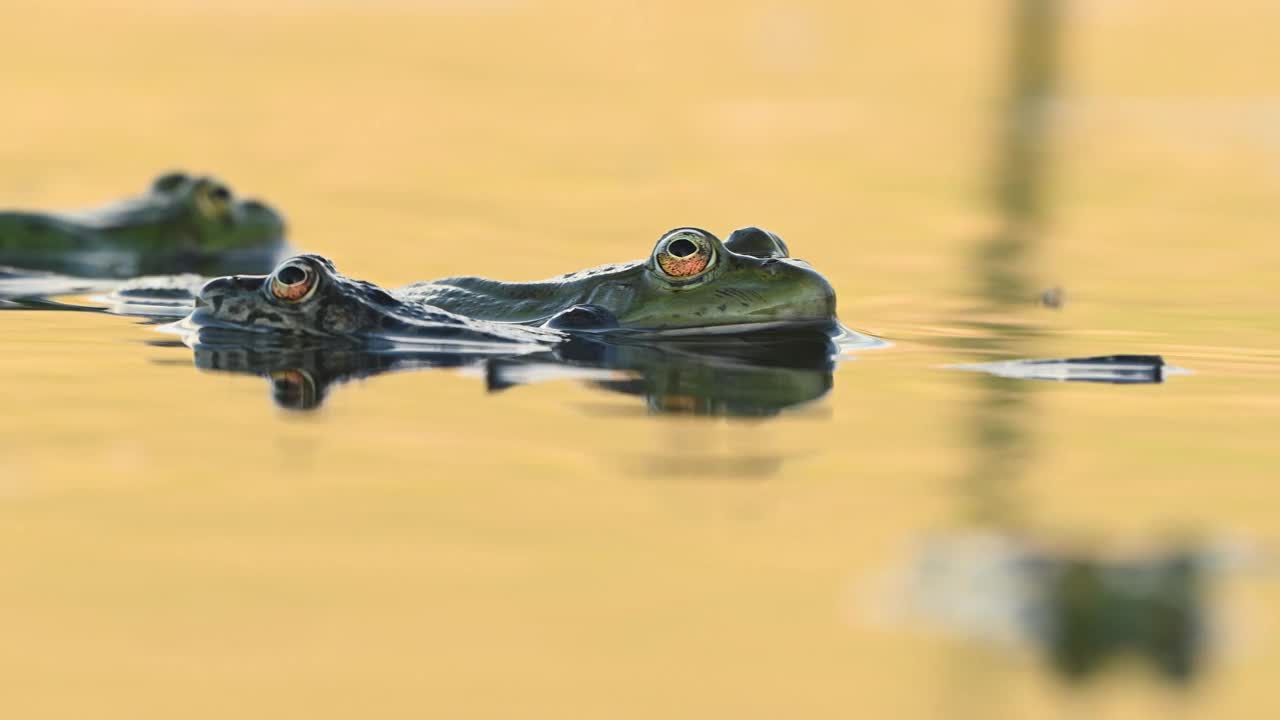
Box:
xmin=619 ymin=318 xmax=838 ymax=338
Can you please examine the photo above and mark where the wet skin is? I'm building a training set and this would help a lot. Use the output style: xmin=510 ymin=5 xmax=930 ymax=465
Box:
xmin=188 ymin=227 xmax=838 ymax=343
xmin=189 ymin=254 xmax=557 ymax=348
xmin=403 ymin=226 xmax=836 ymax=331
xmin=0 ymin=171 xmax=286 ymax=277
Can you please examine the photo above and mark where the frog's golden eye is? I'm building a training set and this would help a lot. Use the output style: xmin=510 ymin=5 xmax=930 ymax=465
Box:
xmin=195 ymin=181 xmax=234 ymax=220
xmin=654 ymin=229 xmax=716 ymax=280
xmin=270 ymin=260 xmax=318 ymax=303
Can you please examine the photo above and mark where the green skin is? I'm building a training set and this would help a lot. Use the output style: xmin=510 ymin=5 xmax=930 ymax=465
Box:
xmin=400 ymin=226 xmax=837 ymax=331
xmin=0 ymin=172 xmax=286 ymax=277
xmin=188 ymin=227 xmax=837 ymax=342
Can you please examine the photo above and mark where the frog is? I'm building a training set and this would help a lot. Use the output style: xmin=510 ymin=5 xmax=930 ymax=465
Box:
xmin=183 ymin=226 xmax=838 ymax=346
xmin=184 ymin=253 xmax=558 ymax=349
xmin=401 ymin=226 xmax=836 ymax=332
xmin=0 ymin=171 xmax=286 ymax=278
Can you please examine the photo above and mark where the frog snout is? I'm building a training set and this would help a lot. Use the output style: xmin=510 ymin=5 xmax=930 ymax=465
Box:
xmin=786 ymin=261 xmax=837 ymax=319
xmin=201 ymin=275 xmax=262 ymax=294
xmin=196 ymin=275 xmax=264 ymax=310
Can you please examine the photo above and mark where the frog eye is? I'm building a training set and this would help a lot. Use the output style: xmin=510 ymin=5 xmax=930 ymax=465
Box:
xmin=654 ymin=229 xmax=716 ymax=280
xmin=194 ymin=181 xmax=234 ymax=220
xmin=270 ymin=260 xmax=319 ymax=303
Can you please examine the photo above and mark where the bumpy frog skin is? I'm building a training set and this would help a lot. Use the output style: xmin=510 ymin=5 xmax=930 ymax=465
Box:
xmin=186 ymin=227 xmax=837 ymax=343
xmin=189 ymin=254 xmax=556 ymax=348
xmin=0 ymin=171 xmax=286 ymax=277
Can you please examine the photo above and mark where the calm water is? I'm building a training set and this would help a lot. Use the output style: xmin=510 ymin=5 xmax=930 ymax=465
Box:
xmin=2 ymin=1 xmax=1279 ymax=718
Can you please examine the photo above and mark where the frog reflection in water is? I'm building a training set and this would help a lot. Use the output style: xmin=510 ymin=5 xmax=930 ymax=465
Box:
xmin=185 ymin=328 xmax=841 ymax=414
xmin=0 ymin=171 xmax=286 ymax=277
xmin=189 ymin=226 xmax=836 ymax=338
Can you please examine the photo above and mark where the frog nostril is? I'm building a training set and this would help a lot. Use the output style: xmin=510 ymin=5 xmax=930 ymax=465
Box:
xmin=192 ymin=285 xmax=225 ymax=313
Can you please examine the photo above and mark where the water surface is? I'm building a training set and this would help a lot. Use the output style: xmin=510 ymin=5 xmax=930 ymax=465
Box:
xmin=2 ymin=1 xmax=1279 ymax=718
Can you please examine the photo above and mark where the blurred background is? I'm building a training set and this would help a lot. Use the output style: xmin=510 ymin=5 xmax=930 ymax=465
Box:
xmin=1 ymin=1 xmax=1277 ymax=718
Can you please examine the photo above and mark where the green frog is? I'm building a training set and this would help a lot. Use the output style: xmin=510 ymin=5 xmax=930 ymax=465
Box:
xmin=0 ymin=171 xmax=286 ymax=277
xmin=403 ymin=226 xmax=835 ymax=332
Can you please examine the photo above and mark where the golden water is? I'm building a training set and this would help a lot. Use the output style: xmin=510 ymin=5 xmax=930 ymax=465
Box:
xmin=1 ymin=1 xmax=1278 ymax=717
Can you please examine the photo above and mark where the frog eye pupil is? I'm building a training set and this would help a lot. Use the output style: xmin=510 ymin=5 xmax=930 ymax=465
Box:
xmin=209 ymin=186 xmax=231 ymax=203
xmin=668 ymin=238 xmax=698 ymax=257
xmin=278 ymin=265 xmax=306 ymax=285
